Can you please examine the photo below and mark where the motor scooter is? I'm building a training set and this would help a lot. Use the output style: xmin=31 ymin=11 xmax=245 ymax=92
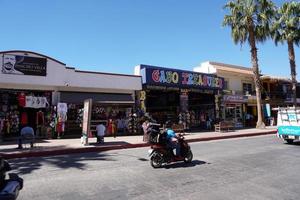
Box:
xmin=0 ymin=157 xmax=23 ymax=200
xmin=148 ymin=125 xmax=193 ymax=168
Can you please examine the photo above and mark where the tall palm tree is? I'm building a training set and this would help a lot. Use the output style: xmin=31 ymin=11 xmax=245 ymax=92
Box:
xmin=223 ymin=0 xmax=275 ymax=128
xmin=272 ymin=1 xmax=300 ymax=107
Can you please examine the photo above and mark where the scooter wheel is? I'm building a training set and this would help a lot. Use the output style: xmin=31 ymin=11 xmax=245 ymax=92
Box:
xmin=184 ymin=150 xmax=193 ymax=163
xmin=150 ymin=155 xmax=162 ymax=168
xmin=285 ymin=139 xmax=294 ymax=144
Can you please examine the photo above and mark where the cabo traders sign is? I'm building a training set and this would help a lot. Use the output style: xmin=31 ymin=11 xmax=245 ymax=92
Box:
xmin=2 ymin=54 xmax=47 ymax=76
xmin=140 ymin=65 xmax=224 ymax=90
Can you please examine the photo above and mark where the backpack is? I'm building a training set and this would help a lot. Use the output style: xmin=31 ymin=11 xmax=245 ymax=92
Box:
xmin=148 ymin=128 xmax=160 ymax=144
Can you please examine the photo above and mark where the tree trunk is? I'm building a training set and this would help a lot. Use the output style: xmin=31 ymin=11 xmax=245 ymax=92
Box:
xmin=248 ymin=24 xmax=265 ymax=129
xmin=287 ymin=40 xmax=297 ymax=107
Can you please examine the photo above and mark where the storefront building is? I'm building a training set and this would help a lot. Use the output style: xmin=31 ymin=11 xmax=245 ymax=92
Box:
xmin=261 ymin=75 xmax=294 ymax=125
xmin=135 ymin=64 xmax=224 ymax=130
xmin=0 ymin=50 xmax=142 ymax=140
xmin=222 ymin=95 xmax=247 ymax=128
xmin=194 ymin=61 xmax=256 ymax=127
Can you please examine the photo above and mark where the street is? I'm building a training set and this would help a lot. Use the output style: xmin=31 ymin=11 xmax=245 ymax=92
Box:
xmin=9 ymin=135 xmax=300 ymax=200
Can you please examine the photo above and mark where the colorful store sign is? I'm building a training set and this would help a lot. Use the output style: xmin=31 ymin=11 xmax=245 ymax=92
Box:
xmin=140 ymin=65 xmax=224 ymax=90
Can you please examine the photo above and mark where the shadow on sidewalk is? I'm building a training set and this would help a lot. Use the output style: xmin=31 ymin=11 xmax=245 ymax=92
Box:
xmin=0 ymin=145 xmax=68 ymax=154
xmin=9 ymin=152 xmax=117 ymax=175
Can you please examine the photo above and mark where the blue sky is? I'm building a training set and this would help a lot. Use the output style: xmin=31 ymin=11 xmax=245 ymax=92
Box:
xmin=0 ymin=0 xmax=298 ymax=79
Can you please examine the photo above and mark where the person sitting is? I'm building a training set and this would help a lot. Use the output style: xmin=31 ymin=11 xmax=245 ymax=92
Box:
xmin=18 ymin=125 xmax=35 ymax=149
xmin=96 ymin=122 xmax=106 ymax=144
xmin=165 ymin=121 xmax=181 ymax=158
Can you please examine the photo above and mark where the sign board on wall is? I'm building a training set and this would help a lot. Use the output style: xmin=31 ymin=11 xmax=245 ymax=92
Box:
xmin=25 ymin=96 xmax=49 ymax=108
xmin=140 ymin=65 xmax=224 ymax=90
xmin=2 ymin=54 xmax=47 ymax=76
xmin=82 ymin=99 xmax=92 ymax=145
xmin=223 ymin=95 xmax=247 ymax=103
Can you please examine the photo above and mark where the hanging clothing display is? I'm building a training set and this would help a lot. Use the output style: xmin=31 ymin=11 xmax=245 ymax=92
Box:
xmin=21 ymin=112 xmax=28 ymax=126
xmin=36 ymin=111 xmax=45 ymax=125
xmin=0 ymin=90 xmax=52 ymax=138
xmin=18 ymin=92 xmax=26 ymax=107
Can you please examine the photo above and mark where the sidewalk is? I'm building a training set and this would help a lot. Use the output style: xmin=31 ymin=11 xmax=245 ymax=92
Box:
xmin=0 ymin=127 xmax=277 ymax=159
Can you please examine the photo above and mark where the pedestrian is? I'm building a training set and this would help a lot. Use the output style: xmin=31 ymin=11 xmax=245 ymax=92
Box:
xmin=142 ymin=118 xmax=150 ymax=142
xmin=96 ymin=122 xmax=106 ymax=143
xmin=18 ymin=125 xmax=35 ymax=149
xmin=108 ymin=119 xmax=117 ymax=138
xmin=206 ymin=115 xmax=212 ymax=130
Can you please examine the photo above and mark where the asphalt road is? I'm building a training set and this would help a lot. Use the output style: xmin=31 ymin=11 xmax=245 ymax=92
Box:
xmin=8 ymin=135 xmax=300 ymax=200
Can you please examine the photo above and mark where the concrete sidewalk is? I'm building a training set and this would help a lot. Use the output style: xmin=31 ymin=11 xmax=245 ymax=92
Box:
xmin=0 ymin=127 xmax=277 ymax=159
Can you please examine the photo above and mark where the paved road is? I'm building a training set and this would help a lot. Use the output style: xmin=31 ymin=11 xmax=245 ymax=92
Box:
xmin=9 ymin=135 xmax=300 ymax=200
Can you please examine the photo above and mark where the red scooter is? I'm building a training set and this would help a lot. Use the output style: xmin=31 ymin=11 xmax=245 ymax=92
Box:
xmin=148 ymin=125 xmax=193 ymax=168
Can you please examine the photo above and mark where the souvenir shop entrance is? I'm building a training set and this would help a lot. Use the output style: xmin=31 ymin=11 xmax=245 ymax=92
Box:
xmin=0 ymin=89 xmax=52 ymax=140
xmin=145 ymin=89 xmax=180 ymax=124
xmin=60 ymin=91 xmax=137 ymax=137
xmin=136 ymin=64 xmax=224 ymax=129
xmin=222 ymin=95 xmax=248 ymax=128
xmin=66 ymin=102 xmax=136 ymax=137
xmin=188 ymin=91 xmax=215 ymax=130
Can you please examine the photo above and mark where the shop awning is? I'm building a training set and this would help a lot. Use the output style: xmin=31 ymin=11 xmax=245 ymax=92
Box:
xmin=60 ymin=92 xmax=134 ymax=104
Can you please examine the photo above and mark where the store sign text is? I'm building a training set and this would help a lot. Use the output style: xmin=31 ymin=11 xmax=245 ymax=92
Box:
xmin=150 ymin=69 xmax=223 ymax=89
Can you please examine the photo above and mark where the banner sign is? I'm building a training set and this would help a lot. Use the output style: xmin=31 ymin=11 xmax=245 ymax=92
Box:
xmin=140 ymin=65 xmax=224 ymax=90
xmin=25 ymin=96 xmax=49 ymax=108
xmin=265 ymin=103 xmax=271 ymax=117
xmin=2 ymin=54 xmax=47 ymax=76
xmin=223 ymin=95 xmax=247 ymax=103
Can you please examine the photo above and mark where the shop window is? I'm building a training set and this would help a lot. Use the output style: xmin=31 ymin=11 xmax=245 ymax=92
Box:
xmin=243 ymin=83 xmax=253 ymax=95
xmin=224 ymin=80 xmax=229 ymax=90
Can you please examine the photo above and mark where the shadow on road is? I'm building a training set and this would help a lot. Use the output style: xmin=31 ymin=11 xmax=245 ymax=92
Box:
xmin=9 ymin=152 xmax=116 ymax=175
xmin=285 ymin=141 xmax=300 ymax=146
xmin=164 ymin=160 xmax=209 ymax=169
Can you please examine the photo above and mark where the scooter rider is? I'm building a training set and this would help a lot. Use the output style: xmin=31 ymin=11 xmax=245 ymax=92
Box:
xmin=165 ymin=121 xmax=181 ymax=158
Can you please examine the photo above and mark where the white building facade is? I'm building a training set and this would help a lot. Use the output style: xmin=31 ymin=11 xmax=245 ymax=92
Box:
xmin=0 ymin=50 xmax=142 ymax=139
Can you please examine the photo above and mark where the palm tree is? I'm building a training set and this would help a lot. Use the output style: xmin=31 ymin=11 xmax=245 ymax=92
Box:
xmin=272 ymin=1 xmax=300 ymax=107
xmin=223 ymin=0 xmax=275 ymax=128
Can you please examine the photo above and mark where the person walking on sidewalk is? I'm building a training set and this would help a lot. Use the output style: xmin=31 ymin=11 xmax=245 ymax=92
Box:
xmin=142 ymin=118 xmax=150 ymax=142
xmin=107 ymin=119 xmax=117 ymax=138
xmin=96 ymin=122 xmax=106 ymax=143
xmin=18 ymin=125 xmax=35 ymax=149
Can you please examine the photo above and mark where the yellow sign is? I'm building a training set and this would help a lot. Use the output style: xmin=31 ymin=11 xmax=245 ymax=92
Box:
xmin=140 ymin=91 xmax=146 ymax=101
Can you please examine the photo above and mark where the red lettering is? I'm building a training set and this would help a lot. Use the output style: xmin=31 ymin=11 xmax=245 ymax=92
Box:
xmin=152 ymin=70 xmax=160 ymax=82
xmin=182 ymin=73 xmax=189 ymax=84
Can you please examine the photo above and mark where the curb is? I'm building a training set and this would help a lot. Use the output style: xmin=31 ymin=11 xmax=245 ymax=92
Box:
xmin=1 ymin=130 xmax=276 ymax=160
xmin=186 ymin=130 xmax=276 ymax=143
